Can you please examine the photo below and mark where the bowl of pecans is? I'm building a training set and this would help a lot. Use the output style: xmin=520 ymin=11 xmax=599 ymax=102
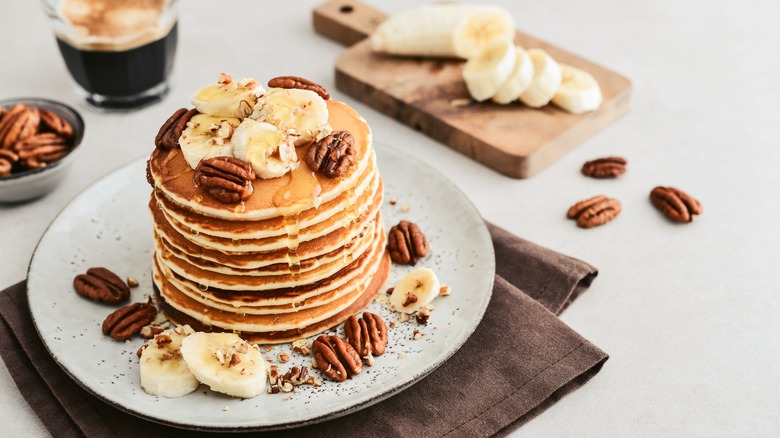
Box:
xmin=0 ymin=98 xmax=84 ymax=202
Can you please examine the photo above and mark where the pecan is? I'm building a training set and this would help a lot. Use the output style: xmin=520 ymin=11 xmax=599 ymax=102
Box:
xmin=39 ymin=109 xmax=74 ymax=139
xmin=305 ymin=131 xmax=356 ymax=178
xmin=268 ymin=76 xmax=330 ymax=100
xmin=0 ymin=149 xmax=19 ymax=176
xmin=139 ymin=322 xmax=167 ymax=339
xmin=0 ymin=105 xmax=39 ymax=149
xmin=567 ymin=195 xmax=622 ymax=228
xmin=15 ymin=133 xmax=69 ymax=169
xmin=102 ymin=301 xmax=157 ymax=340
xmin=649 ymin=186 xmax=702 ymax=223
xmin=73 ymin=267 xmax=131 ymax=304
xmin=581 ymin=156 xmax=627 ymax=178
xmin=344 ymin=312 xmax=388 ymax=360
xmin=154 ymin=108 xmax=198 ymax=149
xmin=193 ymin=156 xmax=256 ymax=203
xmin=311 ymin=335 xmax=361 ymax=382
xmin=387 ymin=220 xmax=429 ymax=265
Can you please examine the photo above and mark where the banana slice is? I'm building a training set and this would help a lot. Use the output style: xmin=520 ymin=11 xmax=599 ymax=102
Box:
xmin=232 ymin=119 xmax=298 ymax=179
xmin=551 ymin=64 xmax=603 ymax=114
xmin=492 ymin=46 xmax=535 ymax=104
xmin=519 ymin=48 xmax=562 ymax=108
xmin=191 ymin=73 xmax=263 ymax=118
xmin=138 ymin=325 xmax=199 ymax=398
xmin=179 ymin=114 xmax=240 ymax=169
xmin=389 ymin=268 xmax=441 ymax=314
xmin=251 ymin=88 xmax=331 ymax=146
xmin=180 ymin=332 xmax=266 ymax=398
xmin=452 ymin=7 xmax=515 ymax=59
xmin=462 ymin=40 xmax=515 ymax=101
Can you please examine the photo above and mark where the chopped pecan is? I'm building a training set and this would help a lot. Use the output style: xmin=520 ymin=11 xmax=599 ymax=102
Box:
xmin=344 ymin=312 xmax=388 ymax=360
xmin=139 ymin=322 xmax=167 ymax=339
xmin=311 ymin=335 xmax=361 ymax=382
xmin=15 ymin=133 xmax=69 ymax=169
xmin=73 ymin=267 xmax=131 ymax=304
xmin=39 ymin=109 xmax=74 ymax=139
xmin=193 ymin=156 xmax=256 ymax=203
xmin=305 ymin=131 xmax=356 ymax=178
xmin=0 ymin=105 xmax=39 ymax=149
xmin=567 ymin=195 xmax=622 ymax=228
xmin=581 ymin=156 xmax=627 ymax=178
xmin=154 ymin=108 xmax=198 ymax=149
xmin=0 ymin=149 xmax=19 ymax=176
xmin=268 ymin=76 xmax=330 ymax=100
xmin=102 ymin=300 xmax=157 ymax=340
xmin=650 ymin=186 xmax=702 ymax=223
xmin=387 ymin=220 xmax=429 ymax=265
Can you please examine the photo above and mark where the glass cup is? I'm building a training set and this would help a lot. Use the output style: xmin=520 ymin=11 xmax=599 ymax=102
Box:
xmin=42 ymin=0 xmax=179 ymax=110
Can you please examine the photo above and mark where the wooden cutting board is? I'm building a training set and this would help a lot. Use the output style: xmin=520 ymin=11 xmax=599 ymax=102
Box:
xmin=313 ymin=0 xmax=632 ymax=178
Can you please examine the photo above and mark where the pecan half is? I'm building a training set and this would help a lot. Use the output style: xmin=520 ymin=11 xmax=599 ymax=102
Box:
xmin=344 ymin=312 xmax=388 ymax=360
xmin=387 ymin=220 xmax=429 ymax=265
xmin=73 ymin=267 xmax=131 ymax=304
xmin=102 ymin=301 xmax=157 ymax=340
xmin=305 ymin=131 xmax=356 ymax=178
xmin=39 ymin=109 xmax=74 ymax=139
xmin=267 ymin=76 xmax=330 ymax=100
xmin=193 ymin=156 xmax=256 ymax=203
xmin=154 ymin=108 xmax=198 ymax=149
xmin=650 ymin=186 xmax=702 ymax=223
xmin=567 ymin=195 xmax=622 ymax=228
xmin=581 ymin=156 xmax=627 ymax=178
xmin=15 ymin=133 xmax=69 ymax=169
xmin=312 ymin=335 xmax=361 ymax=382
xmin=0 ymin=105 xmax=39 ymax=149
xmin=0 ymin=149 xmax=19 ymax=176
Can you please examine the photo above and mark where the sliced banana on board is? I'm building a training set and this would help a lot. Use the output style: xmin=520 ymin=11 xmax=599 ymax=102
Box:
xmin=518 ymin=48 xmax=562 ymax=108
xmin=191 ymin=74 xmax=262 ymax=119
xmin=179 ymin=114 xmax=240 ymax=169
xmin=252 ymin=88 xmax=331 ymax=146
xmin=492 ymin=46 xmax=535 ymax=104
xmin=551 ymin=64 xmax=603 ymax=114
xmin=180 ymin=332 xmax=266 ymax=399
xmin=139 ymin=325 xmax=199 ymax=398
xmin=389 ymin=268 xmax=441 ymax=314
xmin=462 ymin=40 xmax=515 ymax=102
xmin=232 ymin=119 xmax=299 ymax=179
xmin=452 ymin=7 xmax=516 ymax=59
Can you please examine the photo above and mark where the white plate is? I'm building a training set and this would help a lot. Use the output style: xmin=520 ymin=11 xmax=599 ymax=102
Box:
xmin=27 ymin=144 xmax=495 ymax=431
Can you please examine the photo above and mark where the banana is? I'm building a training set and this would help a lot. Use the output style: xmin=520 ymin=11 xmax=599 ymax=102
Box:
xmin=492 ymin=46 xmax=535 ymax=104
xmin=232 ymin=119 xmax=298 ymax=179
xmin=462 ymin=40 xmax=515 ymax=101
xmin=251 ymin=88 xmax=331 ymax=146
xmin=370 ymin=4 xmax=514 ymax=59
xmin=191 ymin=73 xmax=263 ymax=118
xmin=518 ymin=48 xmax=562 ymax=108
xmin=138 ymin=325 xmax=200 ymax=398
xmin=179 ymin=114 xmax=241 ymax=169
xmin=389 ymin=268 xmax=441 ymax=314
xmin=551 ymin=64 xmax=602 ymax=114
xmin=180 ymin=332 xmax=266 ymax=398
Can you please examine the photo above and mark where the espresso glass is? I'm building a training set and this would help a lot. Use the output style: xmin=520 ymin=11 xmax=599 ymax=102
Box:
xmin=42 ymin=0 xmax=179 ymax=110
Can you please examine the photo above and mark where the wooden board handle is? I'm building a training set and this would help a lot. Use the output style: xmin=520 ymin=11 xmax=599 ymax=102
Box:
xmin=313 ymin=0 xmax=387 ymax=46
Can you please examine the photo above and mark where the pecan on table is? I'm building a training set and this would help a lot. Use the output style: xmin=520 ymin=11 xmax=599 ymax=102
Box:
xmin=267 ymin=76 xmax=330 ymax=100
xmin=649 ymin=186 xmax=702 ymax=223
xmin=567 ymin=195 xmax=622 ymax=228
xmin=312 ymin=335 xmax=362 ymax=382
xmin=0 ymin=104 xmax=39 ymax=150
xmin=102 ymin=301 xmax=157 ymax=340
xmin=344 ymin=312 xmax=388 ymax=361
xmin=193 ymin=156 xmax=256 ymax=203
xmin=73 ymin=267 xmax=131 ymax=304
xmin=387 ymin=220 xmax=429 ymax=265
xmin=39 ymin=109 xmax=74 ymax=139
xmin=154 ymin=108 xmax=198 ymax=149
xmin=0 ymin=149 xmax=19 ymax=176
xmin=305 ymin=131 xmax=356 ymax=178
xmin=581 ymin=156 xmax=627 ymax=178
xmin=14 ymin=133 xmax=69 ymax=169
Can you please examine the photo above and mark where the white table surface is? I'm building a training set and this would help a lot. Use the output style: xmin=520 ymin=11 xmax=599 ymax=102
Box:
xmin=2 ymin=0 xmax=779 ymax=436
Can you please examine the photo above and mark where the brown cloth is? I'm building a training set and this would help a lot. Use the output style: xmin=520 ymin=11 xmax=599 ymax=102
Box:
xmin=0 ymin=223 xmax=606 ymax=437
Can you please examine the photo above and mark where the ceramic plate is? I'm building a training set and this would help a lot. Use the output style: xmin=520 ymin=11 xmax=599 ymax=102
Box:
xmin=27 ymin=144 xmax=495 ymax=431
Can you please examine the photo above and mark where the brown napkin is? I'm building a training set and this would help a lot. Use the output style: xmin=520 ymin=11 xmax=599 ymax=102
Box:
xmin=0 ymin=223 xmax=606 ymax=438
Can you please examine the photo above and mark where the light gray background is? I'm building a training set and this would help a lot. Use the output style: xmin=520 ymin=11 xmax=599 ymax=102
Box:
xmin=1 ymin=0 xmax=778 ymax=436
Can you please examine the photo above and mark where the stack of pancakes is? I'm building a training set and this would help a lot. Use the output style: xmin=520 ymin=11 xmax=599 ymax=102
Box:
xmin=148 ymin=100 xmax=390 ymax=343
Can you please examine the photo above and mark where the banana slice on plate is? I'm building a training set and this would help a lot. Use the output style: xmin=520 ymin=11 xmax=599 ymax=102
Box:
xmin=180 ymin=332 xmax=266 ymax=398
xmin=179 ymin=114 xmax=240 ymax=169
xmin=139 ymin=325 xmax=199 ymax=398
xmin=462 ymin=40 xmax=515 ymax=102
xmin=552 ymin=64 xmax=602 ymax=114
xmin=191 ymin=73 xmax=262 ymax=118
xmin=232 ymin=119 xmax=298 ymax=179
xmin=389 ymin=268 xmax=441 ymax=314
xmin=492 ymin=46 xmax=535 ymax=104
xmin=519 ymin=48 xmax=563 ymax=108
xmin=452 ymin=7 xmax=516 ymax=59
xmin=252 ymin=88 xmax=331 ymax=146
